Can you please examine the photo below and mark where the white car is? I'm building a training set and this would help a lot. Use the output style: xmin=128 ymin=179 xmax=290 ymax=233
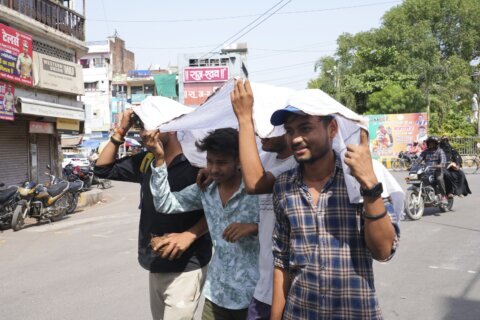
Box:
xmin=62 ymin=153 xmax=90 ymax=168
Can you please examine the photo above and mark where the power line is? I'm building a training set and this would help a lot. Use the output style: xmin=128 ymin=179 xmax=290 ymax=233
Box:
xmin=88 ymin=1 xmax=401 ymax=23
xmin=201 ymin=0 xmax=292 ymax=58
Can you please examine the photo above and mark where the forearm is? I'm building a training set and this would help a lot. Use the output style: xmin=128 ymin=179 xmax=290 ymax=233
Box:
xmin=185 ymin=215 xmax=209 ymax=240
xmin=238 ymin=117 xmax=274 ymax=194
xmin=363 ymin=196 xmax=396 ymax=261
xmin=95 ymin=140 xmax=120 ymax=166
xmin=271 ymin=267 xmax=290 ymax=320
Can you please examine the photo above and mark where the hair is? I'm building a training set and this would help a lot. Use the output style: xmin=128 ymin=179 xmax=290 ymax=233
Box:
xmin=319 ymin=115 xmax=334 ymax=127
xmin=196 ymin=127 xmax=239 ymax=158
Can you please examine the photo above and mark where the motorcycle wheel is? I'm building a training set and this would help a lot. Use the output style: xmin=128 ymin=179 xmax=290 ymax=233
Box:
xmin=51 ymin=196 xmax=67 ymax=222
xmin=405 ymin=190 xmax=425 ymax=220
xmin=440 ymin=197 xmax=454 ymax=212
xmin=12 ymin=203 xmax=27 ymax=231
xmin=66 ymin=193 xmax=79 ymax=214
xmin=391 ymin=159 xmax=400 ymax=171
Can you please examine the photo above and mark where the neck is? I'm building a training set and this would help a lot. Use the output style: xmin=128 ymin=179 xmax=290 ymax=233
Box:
xmin=163 ymin=139 xmax=183 ymax=167
xmin=219 ymin=170 xmax=242 ymax=190
xmin=302 ymin=151 xmax=335 ymax=182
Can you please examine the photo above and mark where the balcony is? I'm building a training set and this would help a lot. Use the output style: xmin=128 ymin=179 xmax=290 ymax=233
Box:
xmin=0 ymin=0 xmax=85 ymax=41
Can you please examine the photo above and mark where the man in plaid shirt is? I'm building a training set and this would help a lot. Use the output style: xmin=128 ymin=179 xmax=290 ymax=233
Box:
xmin=269 ymin=99 xmax=400 ymax=319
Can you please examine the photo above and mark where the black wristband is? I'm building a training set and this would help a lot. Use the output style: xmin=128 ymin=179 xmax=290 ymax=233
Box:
xmin=110 ymin=135 xmax=125 ymax=146
xmin=362 ymin=210 xmax=388 ymax=220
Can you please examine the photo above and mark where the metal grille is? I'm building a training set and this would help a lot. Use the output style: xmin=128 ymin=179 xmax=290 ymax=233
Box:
xmin=33 ymin=39 xmax=75 ymax=62
xmin=37 ymin=133 xmax=52 ymax=184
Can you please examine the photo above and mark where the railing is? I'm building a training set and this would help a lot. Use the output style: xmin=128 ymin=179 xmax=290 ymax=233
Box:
xmin=449 ymin=137 xmax=480 ymax=155
xmin=0 ymin=0 xmax=85 ymax=41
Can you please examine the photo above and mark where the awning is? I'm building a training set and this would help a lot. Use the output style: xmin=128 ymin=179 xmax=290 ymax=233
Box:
xmin=17 ymin=97 xmax=85 ymax=121
xmin=61 ymin=136 xmax=83 ymax=147
xmin=153 ymin=74 xmax=177 ymax=98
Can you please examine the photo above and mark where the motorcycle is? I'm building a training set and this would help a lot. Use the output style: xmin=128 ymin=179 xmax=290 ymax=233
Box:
xmin=11 ymin=179 xmax=70 ymax=232
xmin=404 ymin=163 xmax=454 ymax=220
xmin=45 ymin=166 xmax=83 ymax=215
xmin=0 ymin=183 xmax=19 ymax=229
xmin=63 ymin=163 xmax=111 ymax=190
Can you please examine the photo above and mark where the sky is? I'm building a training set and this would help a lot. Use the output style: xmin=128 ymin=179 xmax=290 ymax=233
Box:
xmin=83 ymin=0 xmax=402 ymax=90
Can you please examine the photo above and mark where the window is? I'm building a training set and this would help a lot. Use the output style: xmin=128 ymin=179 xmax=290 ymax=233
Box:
xmin=84 ymin=82 xmax=98 ymax=92
xmin=144 ymin=84 xmax=154 ymax=95
xmin=93 ymin=57 xmax=105 ymax=68
xmin=80 ymin=59 xmax=89 ymax=68
xmin=130 ymin=86 xmax=143 ymax=94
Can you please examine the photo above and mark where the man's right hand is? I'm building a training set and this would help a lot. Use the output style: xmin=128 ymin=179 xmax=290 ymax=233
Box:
xmin=142 ymin=130 xmax=165 ymax=165
xmin=118 ymin=109 xmax=134 ymax=136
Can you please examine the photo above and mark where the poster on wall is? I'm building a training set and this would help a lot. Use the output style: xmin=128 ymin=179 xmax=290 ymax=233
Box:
xmin=183 ymin=82 xmax=224 ymax=106
xmin=0 ymin=81 xmax=15 ymax=121
xmin=367 ymin=112 xmax=428 ymax=159
xmin=0 ymin=23 xmax=33 ymax=86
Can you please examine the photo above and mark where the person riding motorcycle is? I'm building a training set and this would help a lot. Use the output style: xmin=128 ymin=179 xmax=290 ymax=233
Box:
xmin=417 ymin=136 xmax=448 ymax=204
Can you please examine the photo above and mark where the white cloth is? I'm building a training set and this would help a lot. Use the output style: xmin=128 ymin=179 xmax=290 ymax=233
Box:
xmin=254 ymin=153 xmax=297 ymax=305
xmin=133 ymin=95 xmax=195 ymax=130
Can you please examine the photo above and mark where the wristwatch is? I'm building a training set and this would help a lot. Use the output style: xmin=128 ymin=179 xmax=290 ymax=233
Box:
xmin=360 ymin=182 xmax=383 ymax=198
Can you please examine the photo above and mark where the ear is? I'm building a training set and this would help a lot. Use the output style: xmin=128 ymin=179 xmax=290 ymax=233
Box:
xmin=328 ymin=118 xmax=339 ymax=140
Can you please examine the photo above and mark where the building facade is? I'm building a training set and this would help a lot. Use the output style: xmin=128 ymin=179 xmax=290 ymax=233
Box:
xmin=178 ymin=44 xmax=248 ymax=106
xmin=80 ymin=36 xmax=134 ymax=135
xmin=0 ymin=0 xmax=86 ymax=185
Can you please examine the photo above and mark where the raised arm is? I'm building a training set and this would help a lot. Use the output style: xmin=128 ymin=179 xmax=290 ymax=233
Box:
xmin=231 ymin=79 xmax=276 ymax=194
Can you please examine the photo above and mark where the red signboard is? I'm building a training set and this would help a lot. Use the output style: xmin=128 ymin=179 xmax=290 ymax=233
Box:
xmin=183 ymin=66 xmax=229 ymax=83
xmin=0 ymin=23 xmax=33 ymax=86
xmin=184 ymin=82 xmax=224 ymax=106
xmin=0 ymin=81 xmax=14 ymax=121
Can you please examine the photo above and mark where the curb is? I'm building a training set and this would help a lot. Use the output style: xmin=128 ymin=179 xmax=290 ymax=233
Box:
xmin=78 ymin=189 xmax=104 ymax=208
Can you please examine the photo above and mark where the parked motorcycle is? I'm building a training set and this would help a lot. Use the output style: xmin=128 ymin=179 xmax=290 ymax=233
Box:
xmin=11 ymin=179 xmax=70 ymax=232
xmin=0 ymin=183 xmax=19 ymax=229
xmin=404 ymin=163 xmax=454 ymax=220
xmin=63 ymin=163 xmax=111 ymax=190
xmin=45 ymin=166 xmax=83 ymax=215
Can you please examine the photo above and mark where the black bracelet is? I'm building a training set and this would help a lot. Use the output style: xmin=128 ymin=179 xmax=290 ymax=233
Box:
xmin=110 ymin=135 xmax=125 ymax=146
xmin=362 ymin=210 xmax=388 ymax=220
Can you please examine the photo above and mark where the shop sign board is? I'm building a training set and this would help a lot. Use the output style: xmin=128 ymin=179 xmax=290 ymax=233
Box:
xmin=0 ymin=23 xmax=33 ymax=86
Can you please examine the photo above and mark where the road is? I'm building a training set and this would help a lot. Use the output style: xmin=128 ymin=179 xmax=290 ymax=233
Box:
xmin=0 ymin=173 xmax=479 ymax=320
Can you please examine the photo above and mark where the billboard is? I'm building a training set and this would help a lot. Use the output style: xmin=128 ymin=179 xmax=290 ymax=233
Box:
xmin=367 ymin=112 xmax=428 ymax=159
xmin=0 ymin=23 xmax=33 ymax=86
xmin=0 ymin=81 xmax=14 ymax=121
xmin=184 ymin=66 xmax=229 ymax=83
xmin=33 ymin=52 xmax=84 ymax=95
xmin=183 ymin=82 xmax=223 ymax=106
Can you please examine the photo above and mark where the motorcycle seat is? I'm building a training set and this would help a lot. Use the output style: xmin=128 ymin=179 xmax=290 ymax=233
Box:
xmin=0 ymin=187 xmax=17 ymax=203
xmin=46 ymin=181 xmax=68 ymax=197
xmin=68 ymin=180 xmax=84 ymax=192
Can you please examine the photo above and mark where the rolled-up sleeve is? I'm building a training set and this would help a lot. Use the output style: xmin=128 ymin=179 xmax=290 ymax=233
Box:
xmin=150 ymin=162 xmax=203 ymax=213
xmin=272 ymin=185 xmax=290 ymax=271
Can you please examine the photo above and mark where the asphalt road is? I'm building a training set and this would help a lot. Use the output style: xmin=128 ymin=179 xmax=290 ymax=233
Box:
xmin=0 ymin=172 xmax=479 ymax=320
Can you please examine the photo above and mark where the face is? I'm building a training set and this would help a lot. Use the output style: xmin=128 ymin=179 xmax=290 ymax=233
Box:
xmin=260 ymin=135 xmax=287 ymax=153
xmin=419 ymin=128 xmax=426 ymax=135
xmin=206 ymin=151 xmax=238 ymax=184
xmin=284 ymin=114 xmax=337 ymax=164
xmin=427 ymin=141 xmax=437 ymax=150
xmin=23 ymin=45 xmax=28 ymax=54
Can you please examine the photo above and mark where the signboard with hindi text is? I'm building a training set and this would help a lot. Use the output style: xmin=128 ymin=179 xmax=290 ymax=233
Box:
xmin=33 ymin=52 xmax=84 ymax=95
xmin=57 ymin=118 xmax=80 ymax=135
xmin=183 ymin=82 xmax=223 ymax=106
xmin=0 ymin=81 xmax=14 ymax=121
xmin=367 ymin=112 xmax=428 ymax=160
xmin=0 ymin=23 xmax=33 ymax=86
xmin=183 ymin=66 xmax=229 ymax=83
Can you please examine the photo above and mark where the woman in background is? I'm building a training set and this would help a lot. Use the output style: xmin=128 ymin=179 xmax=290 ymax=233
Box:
xmin=439 ymin=136 xmax=471 ymax=197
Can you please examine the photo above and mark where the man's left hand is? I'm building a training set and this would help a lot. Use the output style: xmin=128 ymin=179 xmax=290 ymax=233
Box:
xmin=231 ymin=79 xmax=254 ymax=123
xmin=223 ymin=223 xmax=258 ymax=243
xmin=150 ymin=232 xmax=195 ymax=260
xmin=344 ymin=129 xmax=378 ymax=189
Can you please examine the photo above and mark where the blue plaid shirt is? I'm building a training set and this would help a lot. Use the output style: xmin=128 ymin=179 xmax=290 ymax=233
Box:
xmin=273 ymin=155 xmax=399 ymax=320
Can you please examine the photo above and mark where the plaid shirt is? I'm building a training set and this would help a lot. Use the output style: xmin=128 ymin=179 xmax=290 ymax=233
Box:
xmin=273 ymin=155 xmax=399 ymax=320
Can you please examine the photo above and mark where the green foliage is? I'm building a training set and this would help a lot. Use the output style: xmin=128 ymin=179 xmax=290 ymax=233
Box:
xmin=309 ymin=0 xmax=480 ymax=135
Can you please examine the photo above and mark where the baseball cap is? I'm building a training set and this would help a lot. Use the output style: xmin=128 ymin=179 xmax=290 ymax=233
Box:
xmin=270 ymin=105 xmax=306 ymax=126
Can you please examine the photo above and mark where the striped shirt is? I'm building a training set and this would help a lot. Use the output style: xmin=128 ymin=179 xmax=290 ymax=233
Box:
xmin=272 ymin=155 xmax=399 ymax=319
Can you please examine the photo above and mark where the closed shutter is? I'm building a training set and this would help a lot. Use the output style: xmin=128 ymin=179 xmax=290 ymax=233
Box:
xmin=0 ymin=120 xmax=29 ymax=186
xmin=37 ymin=134 xmax=52 ymax=184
